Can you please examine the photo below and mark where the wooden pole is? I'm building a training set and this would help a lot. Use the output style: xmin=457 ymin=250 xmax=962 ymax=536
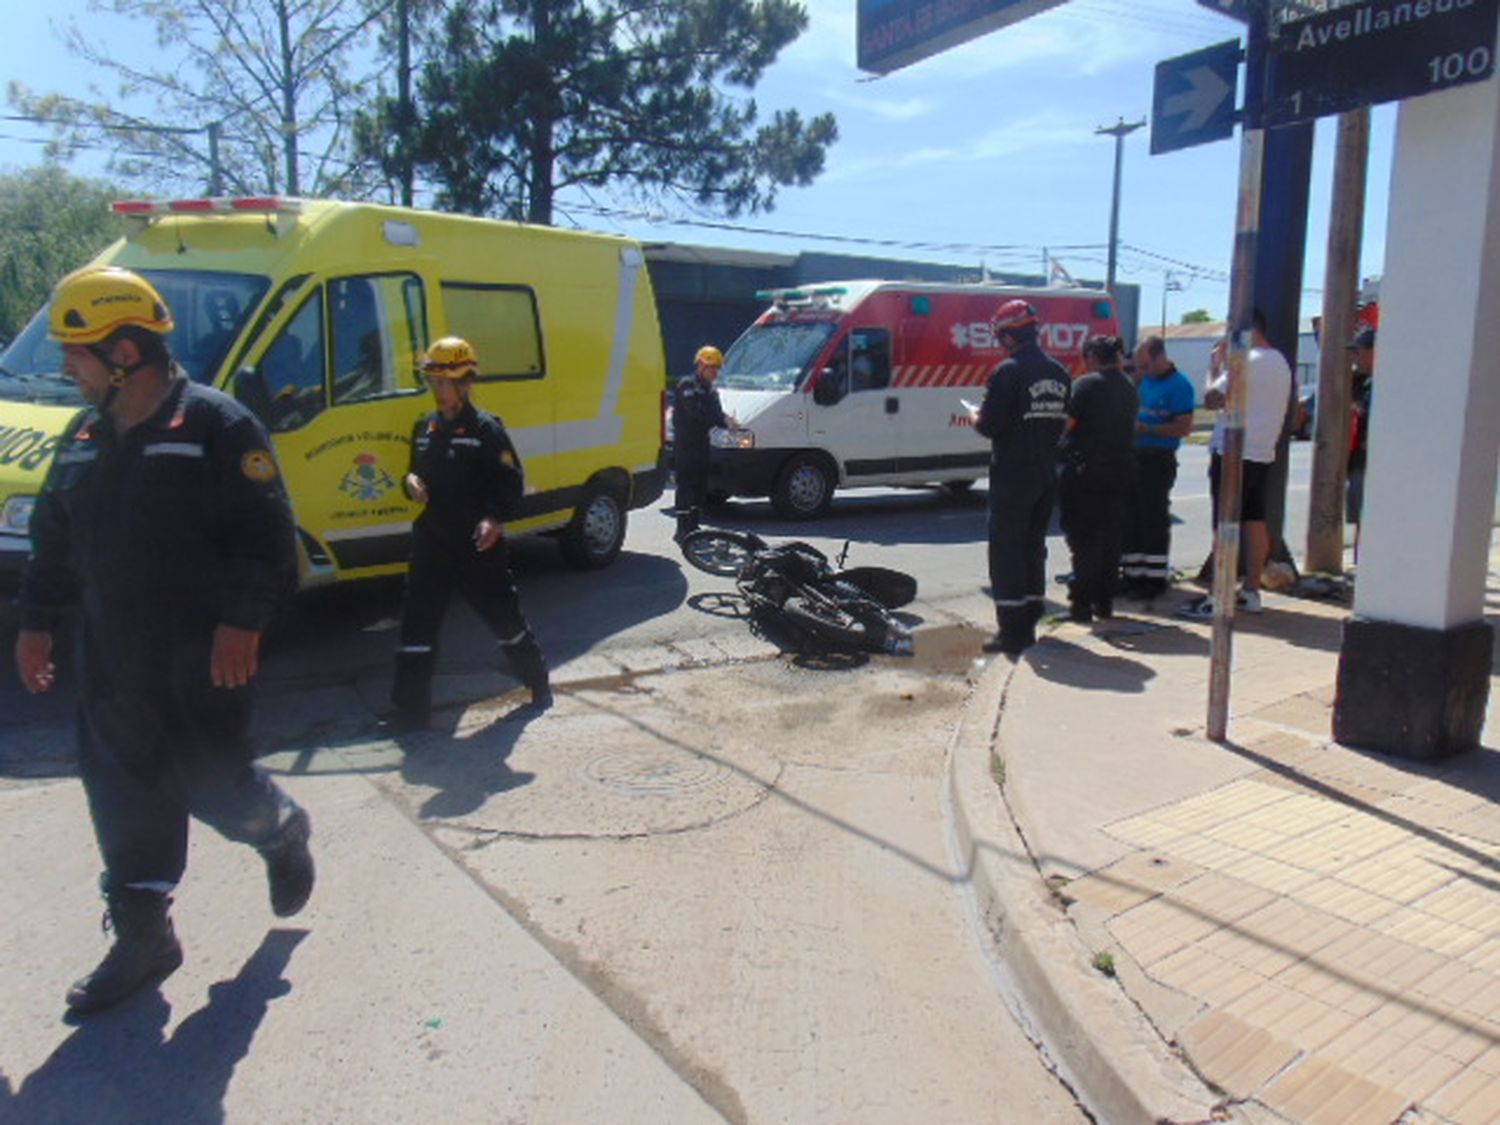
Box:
xmin=1305 ymin=107 xmax=1370 ymax=574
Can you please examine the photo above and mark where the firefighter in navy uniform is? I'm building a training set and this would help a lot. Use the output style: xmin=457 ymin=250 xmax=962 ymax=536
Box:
xmin=389 ymin=337 xmax=550 ymax=730
xmin=14 ymin=267 xmax=313 ymax=1017
xmin=672 ymin=345 xmax=728 ymax=542
xmin=973 ymin=299 xmax=1071 ymax=656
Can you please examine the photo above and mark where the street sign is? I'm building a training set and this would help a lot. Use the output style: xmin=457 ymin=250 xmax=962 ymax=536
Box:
xmin=1151 ymin=39 xmax=1242 ymax=155
xmin=857 ymin=0 xmax=1070 ymax=74
xmin=1265 ymin=0 xmax=1500 ymax=128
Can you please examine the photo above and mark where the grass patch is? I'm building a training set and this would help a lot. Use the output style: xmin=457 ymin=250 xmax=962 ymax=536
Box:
xmin=1091 ymin=952 xmax=1117 ymax=977
xmin=989 ymin=752 xmax=1006 ymax=788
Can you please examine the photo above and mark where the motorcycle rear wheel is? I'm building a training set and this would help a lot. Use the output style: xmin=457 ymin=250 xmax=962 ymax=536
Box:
xmin=679 ymin=528 xmax=767 ymax=577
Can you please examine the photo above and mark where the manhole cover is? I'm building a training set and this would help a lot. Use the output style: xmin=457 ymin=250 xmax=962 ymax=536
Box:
xmin=584 ymin=749 xmax=730 ymax=796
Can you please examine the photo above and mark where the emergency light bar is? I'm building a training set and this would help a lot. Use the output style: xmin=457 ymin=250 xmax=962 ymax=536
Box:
xmin=755 ymin=285 xmax=849 ymax=309
xmin=112 ymin=196 xmax=304 ymax=240
xmin=111 ymin=196 xmax=304 ymax=217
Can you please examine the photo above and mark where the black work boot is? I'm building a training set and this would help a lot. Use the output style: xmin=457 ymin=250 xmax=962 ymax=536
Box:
xmin=66 ymin=886 xmax=184 ymax=1016
xmin=390 ymin=648 xmax=435 ymax=731
xmin=259 ymin=804 xmax=315 ymax=918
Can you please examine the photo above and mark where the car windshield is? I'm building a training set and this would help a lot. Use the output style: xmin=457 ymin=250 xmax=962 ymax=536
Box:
xmin=0 ymin=269 xmax=270 ymax=406
xmin=719 ymin=321 xmax=837 ymax=391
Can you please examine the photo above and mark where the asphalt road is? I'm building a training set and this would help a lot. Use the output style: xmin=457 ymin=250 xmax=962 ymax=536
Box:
xmin=0 ymin=441 xmax=1315 ymax=749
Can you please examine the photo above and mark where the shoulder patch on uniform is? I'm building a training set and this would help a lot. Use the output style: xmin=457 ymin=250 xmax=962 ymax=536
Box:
xmin=500 ymin=450 xmax=516 ymax=467
xmin=242 ymin=449 xmax=278 ymax=483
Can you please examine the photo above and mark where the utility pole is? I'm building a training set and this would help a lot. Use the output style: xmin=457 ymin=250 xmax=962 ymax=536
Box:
xmin=1206 ymin=2 xmax=1270 ymax=743
xmin=1305 ymin=107 xmax=1370 ymax=574
xmin=1096 ymin=117 xmax=1145 ymax=294
xmin=397 ymin=0 xmax=414 ymax=207
xmin=1161 ymin=271 xmax=1183 ymax=331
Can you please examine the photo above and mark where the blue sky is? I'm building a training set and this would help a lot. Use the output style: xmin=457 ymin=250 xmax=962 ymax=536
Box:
xmin=2 ymin=0 xmax=1397 ymax=327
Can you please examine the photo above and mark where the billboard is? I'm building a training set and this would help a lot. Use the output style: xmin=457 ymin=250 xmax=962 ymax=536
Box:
xmin=857 ymin=0 xmax=1072 ymax=74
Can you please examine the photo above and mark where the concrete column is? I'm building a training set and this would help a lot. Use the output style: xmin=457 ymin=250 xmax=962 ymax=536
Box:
xmin=1335 ymin=75 xmax=1500 ymax=759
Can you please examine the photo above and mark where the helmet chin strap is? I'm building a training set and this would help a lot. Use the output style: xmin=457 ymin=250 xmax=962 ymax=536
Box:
xmin=90 ymin=344 xmax=140 ymax=414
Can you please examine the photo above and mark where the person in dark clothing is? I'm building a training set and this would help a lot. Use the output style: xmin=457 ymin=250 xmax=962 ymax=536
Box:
xmin=1058 ymin=335 xmax=1140 ymax=622
xmin=15 ymin=267 xmax=313 ymax=1017
xmin=672 ymin=345 xmax=728 ymax=542
xmin=1346 ymin=326 xmax=1375 ymax=560
xmin=390 ymin=336 xmax=550 ymax=730
xmin=1120 ymin=335 xmax=1196 ymax=599
xmin=972 ymin=299 xmax=1071 ymax=655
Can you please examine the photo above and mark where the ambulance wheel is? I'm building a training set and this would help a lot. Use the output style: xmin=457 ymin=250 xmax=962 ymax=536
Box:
xmin=561 ymin=483 xmax=627 ymax=569
xmin=772 ymin=454 xmax=835 ymax=520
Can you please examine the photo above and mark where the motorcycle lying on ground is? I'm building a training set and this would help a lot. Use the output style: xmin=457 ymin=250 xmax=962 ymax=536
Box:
xmin=678 ymin=529 xmax=917 ymax=655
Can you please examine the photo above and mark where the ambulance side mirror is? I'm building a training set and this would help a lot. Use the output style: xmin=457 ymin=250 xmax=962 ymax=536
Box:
xmin=813 ymin=368 xmax=845 ymax=407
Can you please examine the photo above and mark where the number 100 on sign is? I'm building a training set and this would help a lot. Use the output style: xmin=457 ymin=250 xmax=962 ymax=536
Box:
xmin=1265 ymin=0 xmax=1499 ymax=128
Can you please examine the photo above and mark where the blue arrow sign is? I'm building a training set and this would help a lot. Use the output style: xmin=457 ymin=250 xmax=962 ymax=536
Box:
xmin=1151 ymin=39 xmax=1242 ymax=155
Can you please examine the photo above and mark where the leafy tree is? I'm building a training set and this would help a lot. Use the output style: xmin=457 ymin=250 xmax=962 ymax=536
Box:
xmin=8 ymin=0 xmax=394 ymax=198
xmin=0 ymin=166 xmax=122 ymax=344
xmin=1180 ymin=308 xmax=1214 ymax=324
xmin=358 ymin=0 xmax=838 ymax=224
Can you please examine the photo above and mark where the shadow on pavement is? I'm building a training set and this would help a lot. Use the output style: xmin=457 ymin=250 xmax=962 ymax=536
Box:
xmin=705 ymin=488 xmax=992 ymax=547
xmin=398 ymin=703 xmax=541 ymax=820
xmin=1026 ymin=637 xmax=1156 ymax=694
xmin=0 ymin=929 xmax=307 ymax=1125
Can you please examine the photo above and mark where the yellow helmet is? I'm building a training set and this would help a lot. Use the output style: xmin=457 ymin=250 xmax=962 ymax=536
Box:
xmin=694 ymin=345 xmax=724 ymax=368
xmin=421 ymin=336 xmax=478 ymax=379
xmin=48 ymin=267 xmax=174 ymax=345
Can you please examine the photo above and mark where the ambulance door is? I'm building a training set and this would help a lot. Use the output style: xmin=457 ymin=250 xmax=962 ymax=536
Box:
xmin=812 ymin=327 xmax=897 ymax=481
xmin=234 ymin=271 xmax=430 ymax=583
xmin=897 ymin=303 xmax=990 ymax=474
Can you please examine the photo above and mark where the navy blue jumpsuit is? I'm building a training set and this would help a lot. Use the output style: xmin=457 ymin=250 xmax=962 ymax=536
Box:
xmin=974 ymin=339 xmax=1070 ymax=647
xmin=19 ymin=376 xmax=299 ymax=892
xmin=672 ymin=372 xmax=726 ymax=539
xmin=392 ymin=401 xmax=548 ymax=719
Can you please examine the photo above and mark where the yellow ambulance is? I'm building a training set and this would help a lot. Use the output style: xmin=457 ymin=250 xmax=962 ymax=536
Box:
xmin=0 ymin=197 xmax=668 ymax=586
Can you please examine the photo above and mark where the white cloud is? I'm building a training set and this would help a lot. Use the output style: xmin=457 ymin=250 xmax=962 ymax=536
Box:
xmin=819 ymin=87 xmax=936 ymax=122
xmin=822 ymin=107 xmax=1094 ymax=183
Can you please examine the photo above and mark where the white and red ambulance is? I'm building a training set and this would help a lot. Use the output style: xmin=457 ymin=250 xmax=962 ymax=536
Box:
xmin=705 ymin=280 xmax=1121 ymax=518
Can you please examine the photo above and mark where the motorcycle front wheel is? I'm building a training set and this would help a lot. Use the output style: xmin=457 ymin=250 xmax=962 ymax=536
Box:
xmin=679 ymin=528 xmax=767 ymax=577
xmin=780 ymin=593 xmax=891 ymax=650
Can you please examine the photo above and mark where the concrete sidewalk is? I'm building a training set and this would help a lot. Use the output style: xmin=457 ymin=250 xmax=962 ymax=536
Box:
xmin=953 ymin=580 xmax=1500 ymax=1124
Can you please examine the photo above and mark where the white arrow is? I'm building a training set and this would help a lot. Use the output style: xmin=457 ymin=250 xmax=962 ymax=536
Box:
xmin=1164 ymin=64 xmax=1234 ymax=132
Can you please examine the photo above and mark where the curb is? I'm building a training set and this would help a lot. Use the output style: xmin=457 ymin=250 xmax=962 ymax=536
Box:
xmin=945 ymin=646 xmax=1228 ymax=1125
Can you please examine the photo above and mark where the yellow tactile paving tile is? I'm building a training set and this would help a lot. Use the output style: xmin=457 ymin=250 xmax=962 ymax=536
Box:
xmin=1107 ymin=894 xmax=1224 ymax=967
xmin=1260 ymin=1054 xmax=1412 ymax=1125
xmin=1293 ymin=877 xmax=1402 ymax=926
xmin=1112 ymin=778 xmax=1297 ymax=834
xmin=1334 ymin=1033 xmax=1471 ymax=1106
xmin=1177 ymin=1008 xmax=1300 ymax=1096
xmin=1460 ymin=937 xmax=1500 ymax=973
xmin=1425 ymin=1063 xmax=1500 ymax=1124
xmin=1340 ymin=843 xmax=1476 ymax=904
xmin=1219 ymin=851 xmax=1323 ymax=896
xmin=1196 ymin=918 xmax=1309 ymax=979
xmin=1147 ymin=943 xmax=1267 ymax=1007
xmin=1410 ymin=878 xmax=1500 ymax=932
xmin=1158 ymin=833 xmax=1255 ymax=870
xmin=1167 ymin=871 xmax=1280 ymax=924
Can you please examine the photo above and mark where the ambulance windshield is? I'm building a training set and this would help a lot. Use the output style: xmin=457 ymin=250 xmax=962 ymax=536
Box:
xmin=0 ymin=269 xmax=269 ymax=405
xmin=719 ymin=321 xmax=837 ymax=391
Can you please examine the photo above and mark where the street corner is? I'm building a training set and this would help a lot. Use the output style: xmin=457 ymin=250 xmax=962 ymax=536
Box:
xmin=944 ymin=632 xmax=1226 ymax=1125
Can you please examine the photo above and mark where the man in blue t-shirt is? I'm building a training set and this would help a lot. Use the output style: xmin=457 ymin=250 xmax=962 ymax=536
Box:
xmin=1121 ymin=336 xmax=1196 ymax=599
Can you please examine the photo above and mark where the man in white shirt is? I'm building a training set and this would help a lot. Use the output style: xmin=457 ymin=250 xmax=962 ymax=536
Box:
xmin=1184 ymin=309 xmax=1292 ymax=617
